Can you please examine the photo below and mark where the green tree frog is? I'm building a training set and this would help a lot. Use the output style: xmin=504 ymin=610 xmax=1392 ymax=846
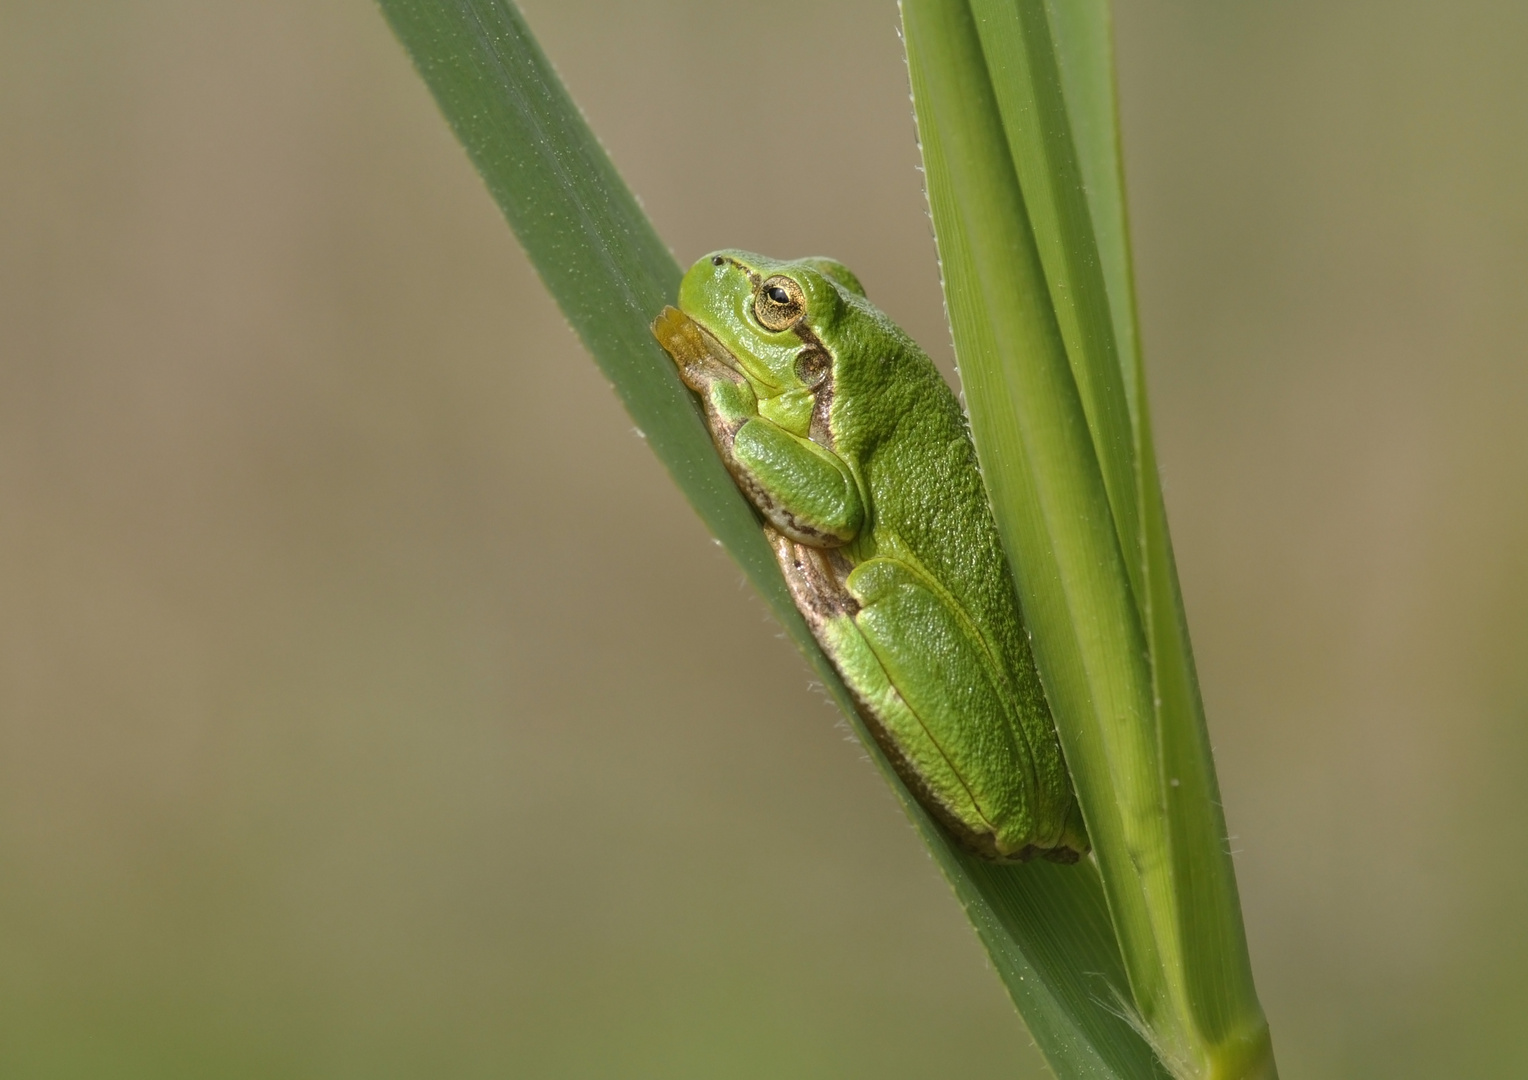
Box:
xmin=653 ymin=251 xmax=1087 ymax=863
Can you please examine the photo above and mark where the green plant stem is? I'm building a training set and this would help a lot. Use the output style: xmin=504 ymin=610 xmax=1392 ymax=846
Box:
xmin=901 ymin=1 xmax=1275 ymax=1077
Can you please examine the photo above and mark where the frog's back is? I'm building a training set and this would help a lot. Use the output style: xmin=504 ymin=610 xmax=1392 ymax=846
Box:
xmin=827 ymin=302 xmax=1074 ymax=827
xmin=827 ymin=301 xmax=1019 ymax=655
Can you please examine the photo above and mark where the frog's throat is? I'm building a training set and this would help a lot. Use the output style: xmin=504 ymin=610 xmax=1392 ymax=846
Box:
xmin=651 ymin=306 xmax=746 ymax=381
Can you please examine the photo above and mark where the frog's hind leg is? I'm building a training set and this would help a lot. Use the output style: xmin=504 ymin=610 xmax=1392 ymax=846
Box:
xmin=767 ymin=529 xmax=1049 ymax=862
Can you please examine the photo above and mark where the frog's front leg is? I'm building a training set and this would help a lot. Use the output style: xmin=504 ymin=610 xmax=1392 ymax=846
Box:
xmin=654 ymin=306 xmax=862 ymax=546
xmin=728 ymin=418 xmax=863 ymax=546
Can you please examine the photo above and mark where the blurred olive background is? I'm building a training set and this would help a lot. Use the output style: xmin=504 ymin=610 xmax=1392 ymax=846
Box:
xmin=2 ymin=1 xmax=1526 ymax=1077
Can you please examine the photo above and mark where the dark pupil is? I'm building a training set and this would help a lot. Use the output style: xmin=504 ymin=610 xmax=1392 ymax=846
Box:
xmin=768 ymin=286 xmax=791 ymax=304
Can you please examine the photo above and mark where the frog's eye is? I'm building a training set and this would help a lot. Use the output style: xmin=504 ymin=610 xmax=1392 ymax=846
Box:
xmin=754 ymin=275 xmax=806 ymax=332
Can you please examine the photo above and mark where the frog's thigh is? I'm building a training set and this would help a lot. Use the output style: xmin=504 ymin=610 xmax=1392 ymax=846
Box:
xmin=813 ymin=614 xmax=988 ymax=842
xmin=845 ymin=558 xmax=1037 ymax=845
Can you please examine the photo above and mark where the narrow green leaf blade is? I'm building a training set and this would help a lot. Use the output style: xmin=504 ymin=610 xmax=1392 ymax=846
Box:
xmin=967 ymin=0 xmax=1143 ymax=607
xmin=373 ymin=0 xmax=762 ymax=583
xmin=1044 ymin=0 xmax=1142 ymax=418
xmin=1048 ymin=8 xmax=1274 ymax=1069
xmin=377 ymin=2 xmax=1162 ymax=1076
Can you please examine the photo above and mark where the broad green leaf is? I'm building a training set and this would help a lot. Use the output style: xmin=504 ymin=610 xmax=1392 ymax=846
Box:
xmin=902 ymin=0 xmax=1275 ymax=1076
xmin=378 ymin=1 xmax=1163 ymax=1077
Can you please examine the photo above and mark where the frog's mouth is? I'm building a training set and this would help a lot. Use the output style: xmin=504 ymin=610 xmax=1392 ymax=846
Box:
xmin=651 ymin=305 xmax=748 ymax=386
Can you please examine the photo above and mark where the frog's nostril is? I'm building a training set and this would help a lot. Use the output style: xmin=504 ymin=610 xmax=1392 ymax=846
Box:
xmin=711 ymin=255 xmax=725 ymax=267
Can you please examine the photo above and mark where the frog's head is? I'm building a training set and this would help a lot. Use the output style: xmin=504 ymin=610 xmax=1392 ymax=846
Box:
xmin=677 ymin=250 xmax=866 ymax=398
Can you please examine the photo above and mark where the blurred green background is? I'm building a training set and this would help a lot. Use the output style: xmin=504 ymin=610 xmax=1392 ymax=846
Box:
xmin=3 ymin=1 xmax=1526 ymax=1077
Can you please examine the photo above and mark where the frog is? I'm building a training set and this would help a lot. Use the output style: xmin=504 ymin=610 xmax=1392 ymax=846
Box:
xmin=652 ymin=251 xmax=1087 ymax=863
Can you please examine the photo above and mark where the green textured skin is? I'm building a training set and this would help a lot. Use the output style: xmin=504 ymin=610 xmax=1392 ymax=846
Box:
xmin=654 ymin=251 xmax=1086 ymax=862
